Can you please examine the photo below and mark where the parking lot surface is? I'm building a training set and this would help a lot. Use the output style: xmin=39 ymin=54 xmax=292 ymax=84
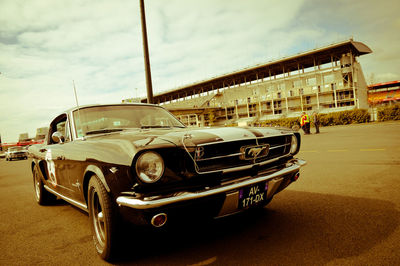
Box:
xmin=0 ymin=121 xmax=399 ymax=265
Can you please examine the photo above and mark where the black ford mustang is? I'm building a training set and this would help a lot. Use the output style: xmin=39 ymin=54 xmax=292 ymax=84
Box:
xmin=29 ymin=103 xmax=306 ymax=260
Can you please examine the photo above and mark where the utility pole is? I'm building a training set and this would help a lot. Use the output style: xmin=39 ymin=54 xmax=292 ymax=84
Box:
xmin=139 ymin=0 xmax=154 ymax=104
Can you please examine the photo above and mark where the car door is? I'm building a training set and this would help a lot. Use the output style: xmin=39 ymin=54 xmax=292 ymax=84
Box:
xmin=43 ymin=114 xmax=77 ymax=199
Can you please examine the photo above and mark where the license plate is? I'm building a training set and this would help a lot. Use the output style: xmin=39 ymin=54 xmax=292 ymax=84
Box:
xmin=238 ymin=182 xmax=268 ymax=208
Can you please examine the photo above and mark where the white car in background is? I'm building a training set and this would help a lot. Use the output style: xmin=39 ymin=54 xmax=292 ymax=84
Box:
xmin=6 ymin=146 xmax=28 ymax=161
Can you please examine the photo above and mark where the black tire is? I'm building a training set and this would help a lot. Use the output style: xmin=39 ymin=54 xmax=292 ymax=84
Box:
xmin=88 ymin=175 xmax=118 ymax=261
xmin=33 ymin=166 xmax=56 ymax=205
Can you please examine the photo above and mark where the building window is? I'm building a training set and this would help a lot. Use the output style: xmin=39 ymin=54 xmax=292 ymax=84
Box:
xmin=299 ymin=88 xmax=304 ymax=95
xmin=331 ymin=83 xmax=336 ymax=91
xmin=249 ymin=104 xmax=257 ymax=112
xmin=235 ymin=99 xmax=239 ymax=105
xmin=306 ymin=96 xmax=311 ymax=104
xmin=277 ymin=92 xmax=281 ymax=99
xmin=306 ymin=77 xmax=316 ymax=86
xmin=289 ymin=90 xmax=294 ymax=97
xmin=247 ymin=97 xmax=251 ymax=103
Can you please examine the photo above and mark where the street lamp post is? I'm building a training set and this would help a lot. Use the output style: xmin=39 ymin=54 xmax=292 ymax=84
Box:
xmin=139 ymin=0 xmax=154 ymax=104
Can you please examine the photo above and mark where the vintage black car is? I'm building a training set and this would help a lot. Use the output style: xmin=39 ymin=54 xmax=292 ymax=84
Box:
xmin=29 ymin=103 xmax=306 ymax=260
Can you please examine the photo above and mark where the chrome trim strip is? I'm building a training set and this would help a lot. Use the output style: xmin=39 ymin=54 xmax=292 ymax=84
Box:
xmin=196 ymin=152 xmax=243 ymax=162
xmin=44 ymin=185 xmax=88 ymax=212
xmin=116 ymin=159 xmax=306 ymax=210
xmin=196 ymin=153 xmax=292 ymax=175
xmin=195 ymin=133 xmax=294 ymax=147
xmin=195 ymin=143 xmax=290 ymax=162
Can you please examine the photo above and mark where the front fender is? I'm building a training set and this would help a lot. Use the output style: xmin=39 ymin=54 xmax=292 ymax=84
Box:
xmin=84 ymin=165 xmax=111 ymax=193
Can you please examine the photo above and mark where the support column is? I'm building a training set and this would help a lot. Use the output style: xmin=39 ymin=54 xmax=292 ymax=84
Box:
xmin=300 ymin=94 xmax=304 ymax=112
xmin=235 ymin=104 xmax=239 ymax=119
xmin=272 ymin=99 xmax=275 ymax=115
xmin=350 ymin=51 xmax=357 ymax=108
xmin=334 ymin=89 xmax=338 ymax=108
xmin=285 ymin=95 xmax=289 ymax=114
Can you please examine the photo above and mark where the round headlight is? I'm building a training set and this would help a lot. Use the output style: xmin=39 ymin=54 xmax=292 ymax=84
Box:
xmin=290 ymin=135 xmax=298 ymax=154
xmin=136 ymin=151 xmax=164 ymax=183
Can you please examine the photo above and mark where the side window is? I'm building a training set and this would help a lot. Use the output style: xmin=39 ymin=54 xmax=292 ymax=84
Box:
xmin=48 ymin=114 xmax=70 ymax=144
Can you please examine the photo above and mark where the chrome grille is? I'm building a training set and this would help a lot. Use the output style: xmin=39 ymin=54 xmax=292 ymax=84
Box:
xmin=193 ymin=135 xmax=292 ymax=173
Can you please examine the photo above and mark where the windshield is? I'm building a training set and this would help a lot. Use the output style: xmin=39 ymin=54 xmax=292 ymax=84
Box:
xmin=73 ymin=105 xmax=185 ymax=137
xmin=9 ymin=147 xmax=23 ymax=152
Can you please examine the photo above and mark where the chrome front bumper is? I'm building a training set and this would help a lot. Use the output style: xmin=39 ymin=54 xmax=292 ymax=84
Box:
xmin=117 ymin=159 xmax=306 ymax=210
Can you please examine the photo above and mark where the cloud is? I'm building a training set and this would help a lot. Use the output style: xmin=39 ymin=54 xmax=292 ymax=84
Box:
xmin=1 ymin=0 xmax=399 ymax=142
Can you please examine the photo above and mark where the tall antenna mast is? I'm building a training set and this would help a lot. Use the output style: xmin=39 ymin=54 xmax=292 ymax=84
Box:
xmin=72 ymin=80 xmax=84 ymax=138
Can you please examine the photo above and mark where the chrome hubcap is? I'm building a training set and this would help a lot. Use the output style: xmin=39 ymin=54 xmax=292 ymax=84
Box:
xmin=91 ymin=190 xmax=105 ymax=247
xmin=34 ymin=172 xmax=40 ymax=200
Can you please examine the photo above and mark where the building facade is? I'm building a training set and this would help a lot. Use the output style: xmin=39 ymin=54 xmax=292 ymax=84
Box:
xmin=127 ymin=39 xmax=372 ymax=127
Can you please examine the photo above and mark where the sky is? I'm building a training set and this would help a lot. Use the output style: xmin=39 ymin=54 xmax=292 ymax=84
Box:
xmin=0 ymin=0 xmax=399 ymax=143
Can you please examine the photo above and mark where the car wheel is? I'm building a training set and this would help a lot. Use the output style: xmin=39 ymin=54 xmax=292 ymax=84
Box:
xmin=88 ymin=175 xmax=118 ymax=261
xmin=33 ymin=167 xmax=56 ymax=205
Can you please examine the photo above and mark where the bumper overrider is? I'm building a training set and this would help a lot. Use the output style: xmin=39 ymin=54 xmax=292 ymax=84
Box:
xmin=117 ymin=158 xmax=306 ymax=226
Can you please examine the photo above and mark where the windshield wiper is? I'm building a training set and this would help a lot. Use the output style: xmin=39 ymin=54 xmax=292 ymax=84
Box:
xmin=140 ymin=125 xmax=186 ymax=129
xmin=141 ymin=125 xmax=172 ymax=129
xmin=85 ymin=128 xmax=124 ymax=135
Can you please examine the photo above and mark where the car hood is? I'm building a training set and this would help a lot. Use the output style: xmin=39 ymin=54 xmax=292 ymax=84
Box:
xmin=65 ymin=126 xmax=295 ymax=166
xmin=8 ymin=150 xmax=27 ymax=154
xmin=87 ymin=126 xmax=294 ymax=148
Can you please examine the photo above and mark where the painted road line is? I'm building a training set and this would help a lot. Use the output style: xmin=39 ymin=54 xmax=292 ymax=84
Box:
xmin=327 ymin=149 xmax=348 ymax=152
xmin=300 ymin=150 xmax=318 ymax=153
xmin=360 ymin=148 xmax=386 ymax=151
xmin=189 ymin=257 xmax=217 ymax=266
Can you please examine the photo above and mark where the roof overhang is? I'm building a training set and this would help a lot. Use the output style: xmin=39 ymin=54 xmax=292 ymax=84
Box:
xmin=143 ymin=39 xmax=372 ymax=104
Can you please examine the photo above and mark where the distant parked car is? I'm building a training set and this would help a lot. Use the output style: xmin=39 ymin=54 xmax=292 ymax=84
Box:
xmin=29 ymin=103 xmax=306 ymax=261
xmin=6 ymin=146 xmax=28 ymax=161
xmin=0 ymin=152 xmax=5 ymax=159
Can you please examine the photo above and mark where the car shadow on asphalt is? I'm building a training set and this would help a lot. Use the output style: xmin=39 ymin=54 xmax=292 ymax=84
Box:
xmin=112 ymin=190 xmax=400 ymax=265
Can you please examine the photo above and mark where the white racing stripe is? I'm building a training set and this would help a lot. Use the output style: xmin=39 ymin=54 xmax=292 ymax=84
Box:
xmin=194 ymin=127 xmax=258 ymax=141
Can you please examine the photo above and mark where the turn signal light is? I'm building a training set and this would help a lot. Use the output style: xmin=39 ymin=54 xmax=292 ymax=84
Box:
xmin=292 ymin=172 xmax=300 ymax=181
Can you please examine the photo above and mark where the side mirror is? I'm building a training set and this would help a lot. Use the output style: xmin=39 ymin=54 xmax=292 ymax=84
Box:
xmin=52 ymin=131 xmax=65 ymax=144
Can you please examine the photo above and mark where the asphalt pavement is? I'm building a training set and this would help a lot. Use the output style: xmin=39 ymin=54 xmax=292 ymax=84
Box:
xmin=0 ymin=121 xmax=399 ymax=265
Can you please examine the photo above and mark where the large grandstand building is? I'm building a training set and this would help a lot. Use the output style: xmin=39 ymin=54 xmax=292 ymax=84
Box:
xmin=125 ymin=39 xmax=372 ymax=127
